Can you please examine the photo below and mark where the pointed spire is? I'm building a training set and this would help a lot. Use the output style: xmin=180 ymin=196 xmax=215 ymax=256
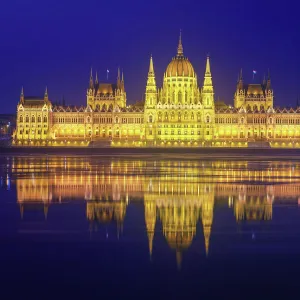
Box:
xmin=149 ymin=54 xmax=154 ymax=74
xmin=237 ymin=68 xmax=243 ymax=90
xmin=205 ymin=55 xmax=211 ymax=75
xmin=118 ymin=67 xmax=121 ymax=80
xmin=89 ymin=67 xmax=94 ymax=89
xmin=117 ymin=67 xmax=121 ymax=89
xmin=177 ymin=30 xmax=183 ymax=57
xmin=44 ymin=86 xmax=48 ymax=101
xmin=203 ymin=55 xmax=213 ymax=91
xmin=263 ymin=73 xmax=266 ymax=85
xmin=95 ymin=71 xmax=98 ymax=85
xmin=20 ymin=86 xmax=24 ymax=103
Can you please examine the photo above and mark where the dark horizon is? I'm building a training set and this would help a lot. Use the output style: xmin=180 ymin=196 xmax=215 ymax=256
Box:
xmin=1 ymin=0 xmax=299 ymax=114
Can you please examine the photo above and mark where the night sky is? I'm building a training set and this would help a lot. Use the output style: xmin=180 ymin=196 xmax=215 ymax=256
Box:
xmin=1 ymin=0 xmax=299 ymax=114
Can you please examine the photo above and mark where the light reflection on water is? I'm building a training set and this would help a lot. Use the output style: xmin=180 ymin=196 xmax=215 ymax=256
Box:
xmin=1 ymin=156 xmax=300 ymax=297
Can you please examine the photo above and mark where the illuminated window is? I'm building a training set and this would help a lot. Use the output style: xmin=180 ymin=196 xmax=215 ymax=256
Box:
xmin=178 ymin=92 xmax=182 ymax=103
xmin=149 ymin=115 xmax=153 ymax=123
xmin=43 ymin=116 xmax=47 ymax=122
xmin=19 ymin=115 xmax=23 ymax=122
xmin=31 ymin=116 xmax=35 ymax=122
xmin=206 ymin=115 xmax=210 ymax=123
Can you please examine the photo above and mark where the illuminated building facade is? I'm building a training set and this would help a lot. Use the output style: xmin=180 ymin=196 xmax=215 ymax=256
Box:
xmin=13 ymin=34 xmax=300 ymax=148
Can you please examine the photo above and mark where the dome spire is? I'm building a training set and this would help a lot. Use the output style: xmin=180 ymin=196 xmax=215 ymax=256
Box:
xmin=177 ymin=30 xmax=183 ymax=57
xmin=149 ymin=54 xmax=154 ymax=74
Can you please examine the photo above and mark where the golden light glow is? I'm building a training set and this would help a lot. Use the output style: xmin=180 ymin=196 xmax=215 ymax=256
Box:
xmin=12 ymin=35 xmax=299 ymax=148
xmin=12 ymin=157 xmax=300 ymax=266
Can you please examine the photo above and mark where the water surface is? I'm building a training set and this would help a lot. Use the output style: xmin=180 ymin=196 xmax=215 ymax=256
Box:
xmin=1 ymin=155 xmax=300 ymax=299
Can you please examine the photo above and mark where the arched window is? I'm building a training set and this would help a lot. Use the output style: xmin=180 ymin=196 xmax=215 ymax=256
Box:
xmin=197 ymin=113 xmax=201 ymax=122
xmin=191 ymin=113 xmax=194 ymax=120
xmin=149 ymin=115 xmax=153 ymax=123
xmin=31 ymin=116 xmax=35 ymax=122
xmin=43 ymin=116 xmax=47 ymax=123
xmin=25 ymin=115 xmax=29 ymax=123
xmin=241 ymin=117 xmax=244 ymax=124
xmin=184 ymin=112 xmax=188 ymax=120
xmin=115 ymin=117 xmax=119 ymax=123
xmin=158 ymin=112 xmax=162 ymax=121
xmin=178 ymin=112 xmax=181 ymax=121
xmin=269 ymin=117 xmax=273 ymax=124
xmin=178 ymin=92 xmax=182 ymax=104
xmin=19 ymin=115 xmax=23 ymax=122
xmin=165 ymin=112 xmax=168 ymax=120
xmin=171 ymin=112 xmax=175 ymax=120
xmin=37 ymin=116 xmax=41 ymax=123
xmin=206 ymin=115 xmax=210 ymax=123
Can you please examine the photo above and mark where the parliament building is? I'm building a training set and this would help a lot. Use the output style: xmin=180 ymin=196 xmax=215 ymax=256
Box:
xmin=13 ymin=34 xmax=300 ymax=148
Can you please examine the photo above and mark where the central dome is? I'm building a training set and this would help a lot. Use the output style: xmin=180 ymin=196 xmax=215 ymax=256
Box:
xmin=165 ymin=33 xmax=195 ymax=78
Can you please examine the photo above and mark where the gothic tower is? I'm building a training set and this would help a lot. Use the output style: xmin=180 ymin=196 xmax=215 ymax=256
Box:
xmin=87 ymin=68 xmax=95 ymax=108
xmin=144 ymin=55 xmax=157 ymax=145
xmin=202 ymin=56 xmax=215 ymax=142
xmin=234 ymin=69 xmax=245 ymax=108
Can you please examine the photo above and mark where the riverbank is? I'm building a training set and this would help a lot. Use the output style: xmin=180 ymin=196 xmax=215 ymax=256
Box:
xmin=1 ymin=146 xmax=300 ymax=160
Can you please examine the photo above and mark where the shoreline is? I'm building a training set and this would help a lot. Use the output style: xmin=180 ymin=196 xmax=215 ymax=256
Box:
xmin=1 ymin=147 xmax=300 ymax=160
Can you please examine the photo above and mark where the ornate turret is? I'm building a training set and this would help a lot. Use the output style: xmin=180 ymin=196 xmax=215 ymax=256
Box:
xmin=145 ymin=55 xmax=157 ymax=107
xmin=202 ymin=55 xmax=215 ymax=142
xmin=203 ymin=55 xmax=213 ymax=93
xmin=144 ymin=55 xmax=157 ymax=145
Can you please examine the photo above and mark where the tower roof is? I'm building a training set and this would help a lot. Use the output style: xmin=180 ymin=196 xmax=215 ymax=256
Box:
xmin=165 ymin=32 xmax=195 ymax=78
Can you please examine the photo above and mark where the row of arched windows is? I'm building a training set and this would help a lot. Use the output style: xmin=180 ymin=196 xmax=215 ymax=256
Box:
xmin=19 ymin=115 xmax=47 ymax=123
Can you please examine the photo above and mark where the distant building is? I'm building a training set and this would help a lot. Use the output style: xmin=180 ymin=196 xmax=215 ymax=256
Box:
xmin=12 ymin=34 xmax=300 ymax=148
xmin=0 ymin=114 xmax=15 ymax=137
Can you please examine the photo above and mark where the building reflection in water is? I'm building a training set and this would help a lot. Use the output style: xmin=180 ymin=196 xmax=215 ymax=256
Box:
xmin=9 ymin=157 xmax=300 ymax=266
